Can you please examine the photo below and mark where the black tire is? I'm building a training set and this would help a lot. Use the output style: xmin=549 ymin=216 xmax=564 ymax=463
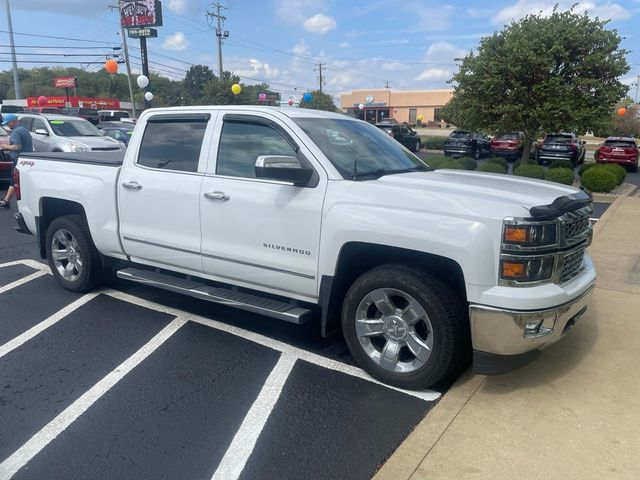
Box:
xmin=413 ymin=140 xmax=421 ymax=153
xmin=45 ymin=214 xmax=101 ymax=292
xmin=341 ymin=264 xmax=469 ymax=390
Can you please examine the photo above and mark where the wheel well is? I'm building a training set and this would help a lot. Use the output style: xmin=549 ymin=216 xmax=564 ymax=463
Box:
xmin=320 ymin=242 xmax=467 ymax=337
xmin=38 ymin=198 xmax=86 ymax=258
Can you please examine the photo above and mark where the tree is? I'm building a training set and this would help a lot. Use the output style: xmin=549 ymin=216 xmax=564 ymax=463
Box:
xmin=183 ymin=65 xmax=215 ymax=103
xmin=440 ymin=7 xmax=629 ymax=163
xmin=298 ymin=90 xmax=339 ymax=112
xmin=611 ymin=103 xmax=640 ymax=137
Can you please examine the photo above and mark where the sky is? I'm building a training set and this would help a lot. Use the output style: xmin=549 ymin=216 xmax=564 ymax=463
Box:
xmin=2 ymin=0 xmax=640 ymax=105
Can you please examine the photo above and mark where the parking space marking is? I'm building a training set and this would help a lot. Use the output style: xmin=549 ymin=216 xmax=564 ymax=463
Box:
xmin=105 ymin=290 xmax=441 ymax=402
xmin=0 ymin=292 xmax=100 ymax=359
xmin=212 ymin=354 xmax=297 ymax=480
xmin=0 ymin=317 xmax=187 ymax=480
xmin=0 ymin=270 xmax=47 ymax=295
xmin=0 ymin=259 xmax=49 ymax=272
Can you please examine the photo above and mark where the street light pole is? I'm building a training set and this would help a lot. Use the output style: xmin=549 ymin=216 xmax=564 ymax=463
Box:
xmin=120 ymin=24 xmax=137 ymax=118
xmin=4 ymin=0 xmax=22 ymax=99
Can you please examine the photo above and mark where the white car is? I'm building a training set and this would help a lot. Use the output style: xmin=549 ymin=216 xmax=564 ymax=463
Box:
xmin=17 ymin=114 xmax=124 ymax=152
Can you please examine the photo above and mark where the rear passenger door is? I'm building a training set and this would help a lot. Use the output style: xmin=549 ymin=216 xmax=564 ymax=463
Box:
xmin=118 ymin=112 xmax=215 ymax=273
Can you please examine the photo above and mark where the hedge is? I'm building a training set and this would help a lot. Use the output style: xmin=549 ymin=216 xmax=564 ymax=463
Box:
xmin=421 ymin=136 xmax=446 ymax=150
xmin=458 ymin=156 xmax=478 ymax=171
xmin=549 ymin=159 xmax=574 ymax=170
xmin=477 ymin=162 xmax=507 ymax=174
xmin=578 ymin=163 xmax=596 ymax=176
xmin=544 ymin=167 xmax=575 ymax=185
xmin=514 ymin=164 xmax=545 ymax=179
xmin=426 ymin=157 xmax=466 ymax=170
xmin=487 ymin=157 xmax=509 ymax=170
xmin=600 ymin=164 xmax=626 ymax=186
xmin=580 ymin=167 xmax=618 ymax=193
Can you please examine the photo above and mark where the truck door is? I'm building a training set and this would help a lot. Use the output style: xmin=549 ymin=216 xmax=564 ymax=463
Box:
xmin=118 ymin=113 xmax=215 ymax=273
xmin=199 ymin=112 xmax=326 ymax=300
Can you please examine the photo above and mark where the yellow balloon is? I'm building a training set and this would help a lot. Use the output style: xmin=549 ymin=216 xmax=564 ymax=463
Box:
xmin=231 ymin=84 xmax=241 ymax=95
xmin=417 ymin=114 xmax=424 ymax=121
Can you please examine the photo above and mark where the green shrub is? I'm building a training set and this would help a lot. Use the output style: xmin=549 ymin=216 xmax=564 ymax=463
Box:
xmin=426 ymin=157 xmax=465 ymax=170
xmin=600 ymin=164 xmax=626 ymax=186
xmin=488 ymin=157 xmax=509 ymax=170
xmin=458 ymin=156 xmax=478 ymax=171
xmin=544 ymin=167 xmax=575 ymax=185
xmin=549 ymin=159 xmax=574 ymax=170
xmin=477 ymin=162 xmax=507 ymax=174
xmin=514 ymin=164 xmax=545 ymax=179
xmin=578 ymin=163 xmax=596 ymax=176
xmin=421 ymin=136 xmax=446 ymax=150
xmin=580 ymin=167 xmax=617 ymax=193
xmin=513 ymin=159 xmax=521 ymax=171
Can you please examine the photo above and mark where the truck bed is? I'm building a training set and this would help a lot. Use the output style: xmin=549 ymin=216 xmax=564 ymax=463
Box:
xmin=24 ymin=151 xmax=124 ymax=166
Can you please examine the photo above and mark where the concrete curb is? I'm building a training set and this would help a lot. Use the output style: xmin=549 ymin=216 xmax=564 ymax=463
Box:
xmin=591 ymin=183 xmax=638 ymax=203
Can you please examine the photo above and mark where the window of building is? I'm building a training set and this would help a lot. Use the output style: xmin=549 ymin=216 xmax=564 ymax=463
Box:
xmin=409 ymin=109 xmax=417 ymax=124
xmin=434 ymin=108 xmax=443 ymax=123
xmin=137 ymin=117 xmax=207 ymax=172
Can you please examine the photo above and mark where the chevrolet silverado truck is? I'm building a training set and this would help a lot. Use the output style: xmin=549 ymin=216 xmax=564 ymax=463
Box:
xmin=12 ymin=106 xmax=596 ymax=390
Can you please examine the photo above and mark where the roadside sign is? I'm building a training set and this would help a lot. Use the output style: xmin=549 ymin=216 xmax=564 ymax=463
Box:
xmin=54 ymin=77 xmax=77 ymax=88
xmin=120 ymin=0 xmax=163 ymax=27
xmin=127 ymin=27 xmax=158 ymax=38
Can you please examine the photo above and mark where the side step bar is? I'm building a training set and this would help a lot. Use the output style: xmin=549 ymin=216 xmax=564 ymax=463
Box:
xmin=116 ymin=268 xmax=312 ymax=324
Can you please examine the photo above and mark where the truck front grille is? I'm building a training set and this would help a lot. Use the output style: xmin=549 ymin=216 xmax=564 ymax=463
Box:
xmin=560 ymin=248 xmax=585 ymax=283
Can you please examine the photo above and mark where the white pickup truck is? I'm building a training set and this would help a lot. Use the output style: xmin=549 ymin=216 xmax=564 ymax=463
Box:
xmin=13 ymin=106 xmax=596 ymax=390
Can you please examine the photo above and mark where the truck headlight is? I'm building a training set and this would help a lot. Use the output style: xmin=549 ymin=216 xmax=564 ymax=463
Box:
xmin=500 ymin=256 xmax=555 ymax=283
xmin=503 ymin=223 xmax=557 ymax=248
xmin=69 ymin=142 xmax=89 ymax=152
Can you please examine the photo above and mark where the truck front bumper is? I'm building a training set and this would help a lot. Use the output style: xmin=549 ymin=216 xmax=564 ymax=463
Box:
xmin=469 ymin=283 xmax=595 ymax=374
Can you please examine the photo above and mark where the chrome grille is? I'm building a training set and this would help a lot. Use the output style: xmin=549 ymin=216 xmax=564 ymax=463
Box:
xmin=561 ymin=248 xmax=585 ymax=282
xmin=562 ymin=216 xmax=590 ymax=243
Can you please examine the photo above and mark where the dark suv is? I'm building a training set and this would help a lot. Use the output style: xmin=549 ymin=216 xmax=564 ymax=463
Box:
xmin=536 ymin=133 xmax=585 ymax=166
xmin=60 ymin=107 xmax=100 ymax=125
xmin=375 ymin=123 xmax=421 ymax=152
xmin=443 ymin=131 xmax=491 ymax=159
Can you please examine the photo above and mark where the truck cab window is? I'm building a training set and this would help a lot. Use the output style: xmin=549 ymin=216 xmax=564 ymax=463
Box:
xmin=137 ymin=120 xmax=207 ymax=173
xmin=217 ymin=121 xmax=296 ymax=178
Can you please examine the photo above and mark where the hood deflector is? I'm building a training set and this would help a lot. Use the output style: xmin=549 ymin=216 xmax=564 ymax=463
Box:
xmin=528 ymin=189 xmax=592 ymax=220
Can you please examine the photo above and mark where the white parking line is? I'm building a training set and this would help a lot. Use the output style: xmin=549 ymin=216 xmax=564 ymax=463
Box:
xmin=0 ymin=270 xmax=48 ymax=295
xmin=0 ymin=317 xmax=187 ymax=480
xmin=0 ymin=259 xmax=49 ymax=272
xmin=212 ymin=354 xmax=297 ymax=480
xmin=0 ymin=292 xmax=100 ymax=359
xmin=105 ymin=290 xmax=441 ymax=402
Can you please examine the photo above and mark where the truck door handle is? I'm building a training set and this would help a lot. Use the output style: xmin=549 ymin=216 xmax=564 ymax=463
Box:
xmin=122 ymin=181 xmax=143 ymax=191
xmin=204 ymin=191 xmax=230 ymax=201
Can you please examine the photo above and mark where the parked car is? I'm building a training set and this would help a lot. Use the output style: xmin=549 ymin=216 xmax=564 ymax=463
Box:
xmin=17 ymin=114 xmax=125 ymax=152
xmin=443 ymin=131 xmax=491 ymax=159
xmin=376 ymin=118 xmax=399 ymax=125
xmin=0 ymin=104 xmax=25 ymax=114
xmin=595 ymin=137 xmax=638 ymax=172
xmin=374 ymin=123 xmax=421 ymax=152
xmin=24 ymin=107 xmax=63 ymax=114
xmin=490 ymin=132 xmax=526 ymax=160
xmin=60 ymin=107 xmax=100 ymax=125
xmin=98 ymin=110 xmax=131 ymax=123
xmin=98 ymin=121 xmax=134 ymax=146
xmin=0 ymin=125 xmax=12 ymax=182
xmin=537 ymin=132 xmax=585 ymax=166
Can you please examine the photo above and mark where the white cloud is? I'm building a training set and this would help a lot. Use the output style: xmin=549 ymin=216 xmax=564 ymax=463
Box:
xmin=163 ymin=32 xmax=189 ymax=51
xmin=415 ymin=68 xmax=452 ymax=81
xmin=467 ymin=8 xmax=493 ymax=19
xmin=303 ymin=14 xmax=337 ymax=34
xmin=167 ymin=0 xmax=189 ymax=14
xmin=234 ymin=59 xmax=281 ymax=79
xmin=414 ymin=41 xmax=466 ymax=84
xmin=292 ymin=39 xmax=311 ymax=57
xmin=494 ymin=1 xmax=632 ymax=24
xmin=403 ymin=2 xmax=455 ymax=32
xmin=275 ymin=0 xmax=329 ymax=22
xmin=338 ymin=41 xmax=350 ymax=48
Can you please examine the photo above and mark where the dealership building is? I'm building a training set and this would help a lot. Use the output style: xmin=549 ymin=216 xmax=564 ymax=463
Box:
xmin=340 ymin=88 xmax=453 ymax=125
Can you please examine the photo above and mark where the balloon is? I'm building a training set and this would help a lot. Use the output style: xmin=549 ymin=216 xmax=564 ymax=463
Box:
xmin=358 ymin=103 xmax=364 ymax=110
xmin=417 ymin=114 xmax=424 ymax=121
xmin=617 ymin=107 xmax=627 ymax=117
xmin=104 ymin=59 xmax=118 ymax=74
xmin=136 ymin=75 xmax=149 ymax=89
xmin=37 ymin=96 xmax=48 ymax=107
xmin=144 ymin=92 xmax=154 ymax=101
xmin=303 ymin=93 xmax=312 ymax=103
xmin=288 ymin=99 xmax=293 ymax=106
xmin=258 ymin=93 xmax=267 ymax=101
xmin=231 ymin=84 xmax=241 ymax=95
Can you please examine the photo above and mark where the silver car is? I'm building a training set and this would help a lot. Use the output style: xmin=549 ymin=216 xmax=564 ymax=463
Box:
xmin=17 ymin=114 xmax=125 ymax=152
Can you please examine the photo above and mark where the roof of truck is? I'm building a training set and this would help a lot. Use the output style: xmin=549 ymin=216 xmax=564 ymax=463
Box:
xmin=142 ymin=105 xmax=352 ymax=121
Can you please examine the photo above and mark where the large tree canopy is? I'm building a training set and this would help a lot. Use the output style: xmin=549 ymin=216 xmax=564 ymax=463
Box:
xmin=298 ymin=90 xmax=339 ymax=112
xmin=440 ymin=7 xmax=629 ymax=162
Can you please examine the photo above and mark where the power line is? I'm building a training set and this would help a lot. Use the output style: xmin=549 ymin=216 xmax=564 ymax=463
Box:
xmin=0 ymin=30 xmax=119 ymax=45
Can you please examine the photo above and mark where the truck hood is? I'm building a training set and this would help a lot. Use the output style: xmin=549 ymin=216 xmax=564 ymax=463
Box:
xmin=67 ymin=136 xmax=122 ymax=149
xmin=373 ymin=169 xmax=583 ymax=219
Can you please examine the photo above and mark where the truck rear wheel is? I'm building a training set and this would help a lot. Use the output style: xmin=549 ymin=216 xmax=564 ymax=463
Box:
xmin=46 ymin=215 xmax=101 ymax=292
xmin=341 ymin=264 xmax=469 ymax=390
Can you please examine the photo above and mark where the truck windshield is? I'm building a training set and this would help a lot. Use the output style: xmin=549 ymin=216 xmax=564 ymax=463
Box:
xmin=294 ymin=118 xmax=429 ymax=180
xmin=47 ymin=119 xmax=103 ymax=137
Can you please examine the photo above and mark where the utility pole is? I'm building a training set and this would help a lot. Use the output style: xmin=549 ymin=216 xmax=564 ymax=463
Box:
xmin=207 ymin=3 xmax=228 ymax=76
xmin=384 ymin=80 xmax=391 ymax=89
xmin=109 ymin=4 xmax=136 ymax=118
xmin=4 ymin=0 xmax=21 ymax=99
xmin=314 ymin=63 xmax=326 ymax=93
xmin=635 ymin=75 xmax=640 ymax=105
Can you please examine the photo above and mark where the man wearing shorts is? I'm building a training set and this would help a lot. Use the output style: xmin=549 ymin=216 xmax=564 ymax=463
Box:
xmin=0 ymin=114 xmax=32 ymax=209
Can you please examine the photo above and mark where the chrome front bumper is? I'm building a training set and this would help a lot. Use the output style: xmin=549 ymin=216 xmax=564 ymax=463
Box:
xmin=469 ymin=284 xmax=595 ymax=373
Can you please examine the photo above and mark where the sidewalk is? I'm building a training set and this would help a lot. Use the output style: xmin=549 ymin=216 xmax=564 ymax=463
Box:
xmin=376 ymin=196 xmax=640 ymax=480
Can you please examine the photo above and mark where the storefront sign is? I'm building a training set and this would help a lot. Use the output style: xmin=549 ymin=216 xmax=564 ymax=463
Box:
xmin=120 ymin=0 xmax=163 ymax=27
xmin=54 ymin=76 xmax=78 ymax=88
xmin=127 ymin=27 xmax=158 ymax=38
xmin=26 ymin=96 xmax=120 ymax=109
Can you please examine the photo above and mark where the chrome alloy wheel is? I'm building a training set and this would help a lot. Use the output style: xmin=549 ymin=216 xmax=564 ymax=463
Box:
xmin=51 ymin=228 xmax=84 ymax=282
xmin=355 ymin=288 xmax=434 ymax=374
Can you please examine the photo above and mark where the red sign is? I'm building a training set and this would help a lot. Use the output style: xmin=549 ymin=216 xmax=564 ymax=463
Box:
xmin=54 ymin=76 xmax=77 ymax=88
xmin=26 ymin=96 xmax=121 ymax=109
xmin=120 ymin=0 xmax=163 ymax=27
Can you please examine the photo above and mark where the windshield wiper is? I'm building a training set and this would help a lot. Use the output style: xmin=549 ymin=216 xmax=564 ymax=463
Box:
xmin=352 ymin=165 xmax=429 ymax=180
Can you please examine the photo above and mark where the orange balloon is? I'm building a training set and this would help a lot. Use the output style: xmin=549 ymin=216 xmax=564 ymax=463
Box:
xmin=617 ymin=107 xmax=627 ymax=117
xmin=104 ymin=59 xmax=118 ymax=74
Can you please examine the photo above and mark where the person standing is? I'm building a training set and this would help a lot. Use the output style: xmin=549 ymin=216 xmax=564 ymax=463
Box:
xmin=0 ymin=114 xmax=32 ymax=209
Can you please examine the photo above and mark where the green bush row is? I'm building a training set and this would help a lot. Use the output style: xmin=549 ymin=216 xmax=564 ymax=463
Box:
xmin=420 ymin=136 xmax=447 ymax=150
xmin=514 ymin=164 xmax=545 ymax=179
xmin=544 ymin=167 xmax=575 ymax=185
xmin=426 ymin=156 xmax=478 ymax=171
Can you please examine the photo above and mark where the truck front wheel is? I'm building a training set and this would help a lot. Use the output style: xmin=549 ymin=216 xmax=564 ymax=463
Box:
xmin=45 ymin=215 xmax=101 ymax=292
xmin=341 ymin=264 xmax=469 ymax=390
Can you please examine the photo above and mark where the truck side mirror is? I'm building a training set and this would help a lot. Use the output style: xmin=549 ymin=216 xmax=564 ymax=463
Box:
xmin=255 ymin=155 xmax=314 ymax=186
